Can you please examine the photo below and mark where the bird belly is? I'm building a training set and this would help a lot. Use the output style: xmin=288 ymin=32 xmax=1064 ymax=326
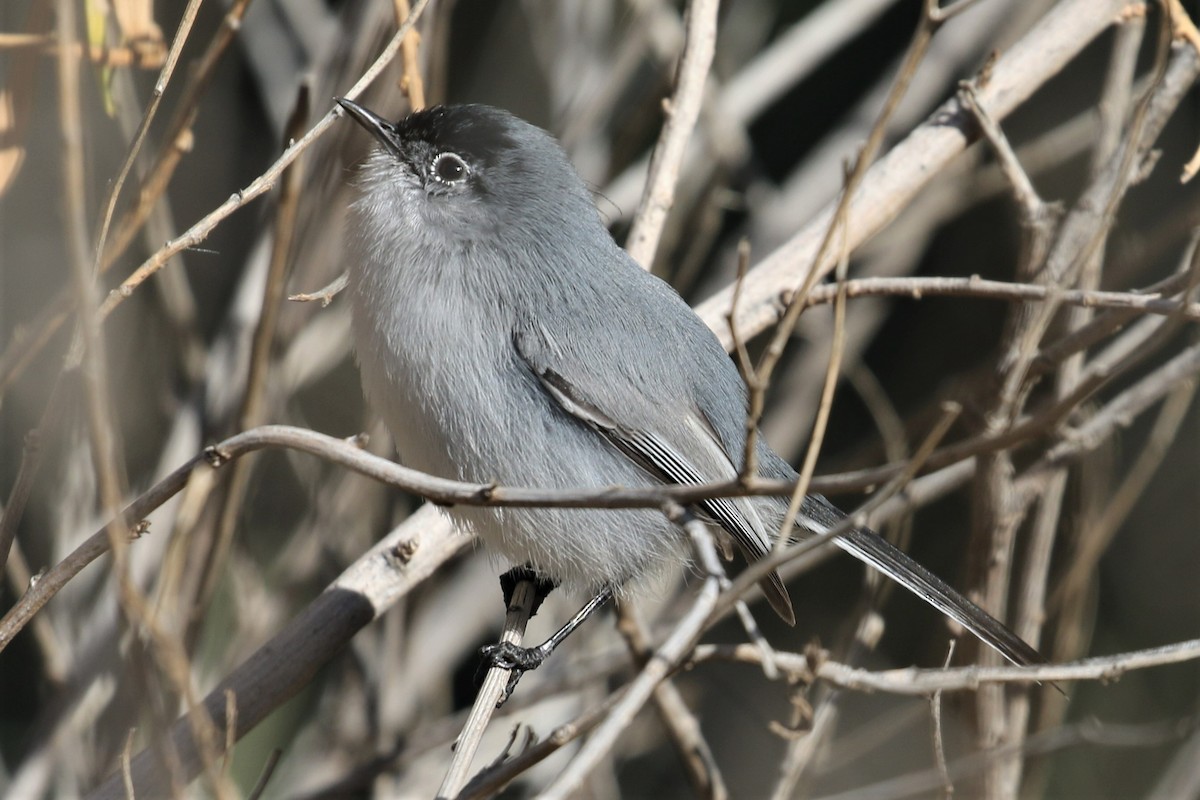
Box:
xmin=349 ymin=272 xmax=686 ymax=597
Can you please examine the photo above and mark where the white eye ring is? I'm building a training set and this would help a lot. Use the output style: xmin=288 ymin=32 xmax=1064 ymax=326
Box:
xmin=431 ymin=152 xmax=469 ymax=184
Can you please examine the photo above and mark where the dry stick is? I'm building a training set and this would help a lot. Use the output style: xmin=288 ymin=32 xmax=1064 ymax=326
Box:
xmin=288 ymin=271 xmax=349 ymax=305
xmin=90 ymin=0 xmax=202 ymax=279
xmin=790 ymin=275 xmax=1200 ymax=320
xmin=616 ymin=604 xmax=730 ymax=800
xmin=101 ymin=0 xmax=256 ymax=273
xmin=456 ymin=692 xmax=626 ymax=800
xmin=752 ymin=0 xmax=961 ymax=553
xmin=694 ymin=635 xmax=1200 ymax=694
xmin=958 ymin=78 xmax=1060 ymax=800
xmin=1016 ymin=337 xmax=1200 ymax=489
xmin=196 ymin=82 xmax=313 ymax=621
xmin=437 ymin=580 xmax=538 ymax=799
xmin=0 ymin=422 xmax=918 ymax=656
xmin=85 ymin=506 xmax=467 ymax=800
xmin=0 ymin=431 xmax=45 ymax=577
xmin=930 ymin=642 xmax=958 ymax=799
xmin=1018 ymin=17 xmax=1147 ymax=799
xmin=538 ymin=510 xmax=726 ymax=800
xmin=694 ymin=0 xmax=1132 ymax=348
xmin=769 ymin=613 xmax=885 ymax=800
xmin=96 ymin=0 xmax=431 ymax=322
xmin=1048 ymin=380 xmax=1197 ymax=611
xmin=392 ymin=0 xmax=426 ymax=110
xmin=625 ymin=0 xmax=719 ymax=268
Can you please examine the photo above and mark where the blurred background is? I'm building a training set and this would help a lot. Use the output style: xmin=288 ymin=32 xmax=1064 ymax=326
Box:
xmin=1 ymin=0 xmax=1199 ymax=797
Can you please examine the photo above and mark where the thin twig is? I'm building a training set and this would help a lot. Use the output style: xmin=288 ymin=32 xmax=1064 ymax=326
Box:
xmin=438 ymin=579 xmax=538 ymax=798
xmin=456 ymin=692 xmax=625 ymax=800
xmin=90 ymin=0 xmax=202 ymax=281
xmin=96 ymin=0 xmax=431 ymax=321
xmin=693 ymin=635 xmax=1200 ymax=693
xmin=288 ymin=271 xmax=349 ymax=305
xmin=246 ymin=749 xmax=283 ymax=800
xmin=1047 ymin=379 xmax=1197 ymax=611
xmin=538 ymin=508 xmax=725 ymax=800
xmin=100 ymin=0 xmax=257 ymax=273
xmin=616 ymin=604 xmax=730 ymax=800
xmin=197 ymin=81 xmax=313 ymax=618
xmin=392 ymin=0 xmax=426 ymax=110
xmin=625 ymin=0 xmax=720 ymax=268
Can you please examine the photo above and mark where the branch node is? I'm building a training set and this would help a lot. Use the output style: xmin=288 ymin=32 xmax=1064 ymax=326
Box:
xmin=203 ymin=445 xmax=230 ymax=467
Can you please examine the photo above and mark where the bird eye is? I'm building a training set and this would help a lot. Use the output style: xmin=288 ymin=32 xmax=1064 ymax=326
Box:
xmin=431 ymin=152 xmax=469 ymax=184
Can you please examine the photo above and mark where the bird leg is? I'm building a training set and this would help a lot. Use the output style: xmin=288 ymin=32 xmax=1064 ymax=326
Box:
xmin=480 ymin=569 xmax=614 ymax=701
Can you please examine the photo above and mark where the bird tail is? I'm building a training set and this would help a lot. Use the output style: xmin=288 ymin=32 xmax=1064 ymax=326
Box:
xmin=794 ymin=494 xmax=1043 ymax=666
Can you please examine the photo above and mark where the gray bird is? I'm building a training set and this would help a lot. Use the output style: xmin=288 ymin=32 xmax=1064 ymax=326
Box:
xmin=337 ymin=99 xmax=1041 ymax=681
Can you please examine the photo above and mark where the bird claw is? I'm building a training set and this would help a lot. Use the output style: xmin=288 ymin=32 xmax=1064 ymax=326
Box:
xmin=478 ymin=642 xmax=550 ymax=705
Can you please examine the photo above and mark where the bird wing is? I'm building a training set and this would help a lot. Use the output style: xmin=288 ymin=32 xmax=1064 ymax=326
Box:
xmin=513 ymin=325 xmax=796 ymax=625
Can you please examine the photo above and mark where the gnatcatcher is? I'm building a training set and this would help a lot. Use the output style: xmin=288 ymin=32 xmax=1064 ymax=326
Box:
xmin=337 ymin=99 xmax=1040 ymax=686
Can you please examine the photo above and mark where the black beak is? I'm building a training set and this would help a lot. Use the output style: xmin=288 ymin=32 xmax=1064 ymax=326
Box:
xmin=337 ymin=98 xmax=402 ymax=154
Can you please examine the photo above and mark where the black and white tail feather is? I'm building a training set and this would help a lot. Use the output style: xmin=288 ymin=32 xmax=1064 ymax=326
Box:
xmin=795 ymin=494 xmax=1042 ymax=666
